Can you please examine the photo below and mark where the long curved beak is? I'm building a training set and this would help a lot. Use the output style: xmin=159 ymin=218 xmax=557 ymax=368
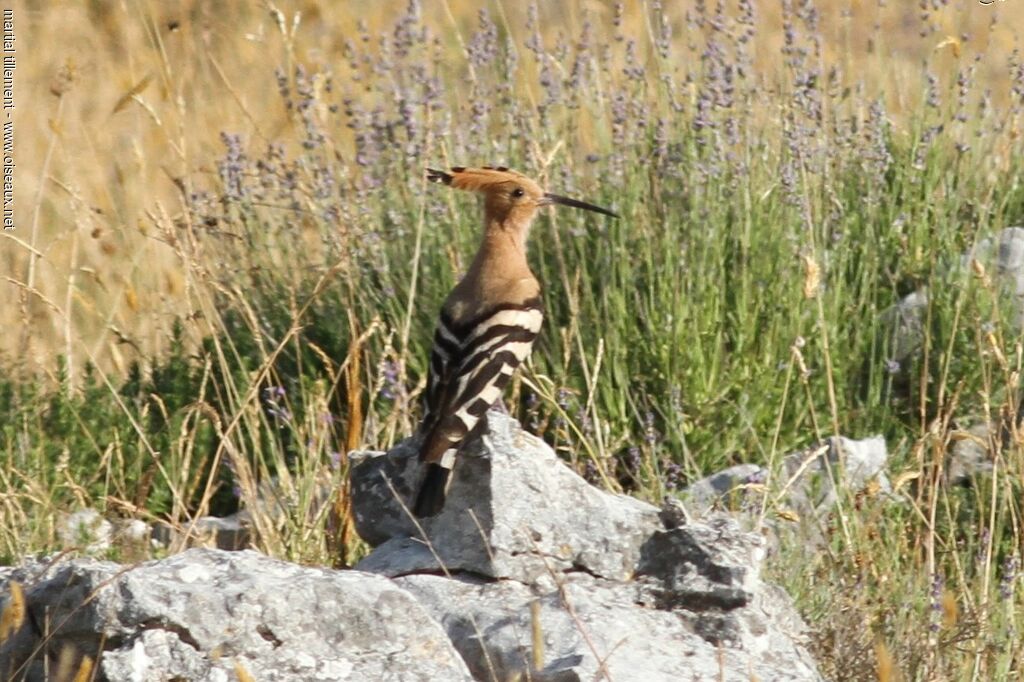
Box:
xmin=541 ymin=193 xmax=619 ymax=218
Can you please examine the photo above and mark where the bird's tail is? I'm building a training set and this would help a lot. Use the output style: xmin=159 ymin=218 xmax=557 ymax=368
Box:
xmin=412 ymin=463 xmax=451 ymax=518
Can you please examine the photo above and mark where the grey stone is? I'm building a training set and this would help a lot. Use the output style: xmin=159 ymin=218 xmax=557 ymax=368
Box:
xmin=782 ymin=435 xmax=891 ymax=520
xmin=0 ymin=411 xmax=825 ymax=682
xmin=150 ymin=514 xmax=253 ymax=552
xmin=58 ymin=508 xmax=114 ymax=554
xmin=350 ymin=410 xmax=662 ymax=582
xmin=149 ymin=467 xmax=337 ymax=553
xmin=884 ymin=289 xmax=929 ymax=364
xmin=636 ymin=515 xmax=764 ymax=611
xmin=349 ymin=414 xmax=823 ymax=680
xmin=354 ymin=536 xmax=443 ymax=577
xmin=679 ymin=434 xmax=890 ymax=526
xmin=181 ymin=513 xmax=252 ymax=550
xmin=963 ymin=226 xmax=1024 ymax=328
xmin=887 ymin=226 xmax=1024 ymax=363
xmin=395 ymin=558 xmax=822 ymax=682
xmin=948 ymin=421 xmax=997 ymax=485
xmin=680 ymin=463 xmax=765 ymax=511
xmin=0 ymin=549 xmax=472 ymax=682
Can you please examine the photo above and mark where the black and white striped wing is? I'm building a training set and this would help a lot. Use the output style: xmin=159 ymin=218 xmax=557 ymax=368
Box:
xmin=422 ymin=320 xmax=460 ymax=432
xmin=419 ymin=299 xmax=543 ymax=467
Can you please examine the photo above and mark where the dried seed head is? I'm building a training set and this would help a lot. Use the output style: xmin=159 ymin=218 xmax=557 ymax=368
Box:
xmin=801 ymin=253 xmax=821 ymax=299
xmin=941 ymin=588 xmax=959 ymax=629
xmin=0 ymin=580 xmax=25 ymax=639
xmin=935 ymin=35 xmax=962 ymax=59
xmin=50 ymin=60 xmax=77 ymax=98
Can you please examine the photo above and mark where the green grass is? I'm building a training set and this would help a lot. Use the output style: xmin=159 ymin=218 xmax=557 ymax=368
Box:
xmin=4 ymin=2 xmax=1024 ymax=678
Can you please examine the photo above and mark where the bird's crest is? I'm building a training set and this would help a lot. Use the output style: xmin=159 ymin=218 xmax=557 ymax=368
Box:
xmin=426 ymin=166 xmax=533 ymax=193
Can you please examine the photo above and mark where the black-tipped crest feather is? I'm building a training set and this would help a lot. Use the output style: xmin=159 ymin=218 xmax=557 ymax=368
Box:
xmin=426 ymin=168 xmax=453 ymax=185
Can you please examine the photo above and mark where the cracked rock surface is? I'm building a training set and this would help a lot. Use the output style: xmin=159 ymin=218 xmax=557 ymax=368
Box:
xmin=0 ymin=549 xmax=471 ymax=682
xmin=349 ymin=411 xmax=662 ymax=583
xmin=349 ymin=411 xmax=824 ymax=681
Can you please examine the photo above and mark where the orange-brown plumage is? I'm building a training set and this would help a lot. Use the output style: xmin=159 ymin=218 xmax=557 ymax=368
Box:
xmin=414 ymin=166 xmax=617 ymax=517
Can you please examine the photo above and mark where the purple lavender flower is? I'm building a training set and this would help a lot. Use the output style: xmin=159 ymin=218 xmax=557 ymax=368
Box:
xmin=557 ymin=388 xmax=571 ymax=410
xmin=1000 ymin=555 xmax=1018 ymax=602
xmin=381 ymin=358 xmax=399 ymax=401
xmin=627 ymin=446 xmax=642 ymax=473
xmin=664 ymin=461 xmax=682 ymax=490
xmin=467 ymin=9 xmax=498 ymax=69
xmin=218 ymin=132 xmax=247 ymax=202
xmin=644 ymin=412 xmax=660 ymax=446
xmin=930 ymin=572 xmax=944 ymax=632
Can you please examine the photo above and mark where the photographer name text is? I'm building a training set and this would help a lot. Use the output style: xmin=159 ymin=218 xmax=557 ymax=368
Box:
xmin=3 ymin=8 xmax=13 ymax=230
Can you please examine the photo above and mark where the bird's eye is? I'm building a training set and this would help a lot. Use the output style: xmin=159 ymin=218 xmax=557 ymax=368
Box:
xmin=512 ymin=188 xmax=525 ymax=198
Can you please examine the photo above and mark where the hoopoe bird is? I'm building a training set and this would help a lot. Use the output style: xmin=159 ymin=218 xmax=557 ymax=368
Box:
xmin=414 ymin=166 xmax=618 ymax=517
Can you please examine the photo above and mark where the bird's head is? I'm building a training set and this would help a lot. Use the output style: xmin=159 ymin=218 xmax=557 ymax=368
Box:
xmin=426 ymin=166 xmax=618 ymax=228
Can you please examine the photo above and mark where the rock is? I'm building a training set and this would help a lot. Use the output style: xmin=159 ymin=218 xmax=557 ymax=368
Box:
xmin=0 ymin=548 xmax=472 ymax=682
xmin=679 ymin=434 xmax=890 ymax=525
xmin=349 ymin=413 xmax=824 ymax=681
xmin=152 ymin=513 xmax=253 ymax=551
xmin=149 ymin=466 xmax=338 ymax=553
xmin=349 ymin=410 xmax=662 ymax=582
xmin=884 ymin=289 xmax=929 ymax=366
xmin=876 ymin=229 xmax=1024 ymax=492
xmin=963 ymin=226 xmax=1024 ymax=328
xmin=395 ymin=542 xmax=821 ymax=682
xmin=636 ymin=515 xmax=763 ymax=611
xmin=885 ymin=227 xmax=1024 ymax=483
xmin=58 ymin=509 xmax=113 ymax=554
xmin=190 ymin=513 xmax=252 ymax=549
xmin=948 ymin=421 xmax=998 ymax=486
xmin=54 ymin=508 xmax=252 ymax=558
xmin=783 ymin=435 xmax=890 ymax=520
xmin=886 ymin=226 xmax=1024 ymax=364
xmin=679 ymin=464 xmax=765 ymax=512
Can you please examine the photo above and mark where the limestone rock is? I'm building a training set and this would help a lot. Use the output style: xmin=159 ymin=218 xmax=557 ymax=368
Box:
xmin=948 ymin=420 xmax=998 ymax=486
xmin=963 ymin=226 xmax=1024 ymax=328
xmin=679 ymin=463 xmax=765 ymax=512
xmin=1 ymin=411 xmax=825 ymax=681
xmin=679 ymin=434 xmax=890 ymax=526
xmin=349 ymin=413 xmax=824 ymax=681
xmin=152 ymin=513 xmax=253 ymax=551
xmin=886 ymin=226 xmax=1024 ymax=365
xmin=395 ymin=558 xmax=821 ymax=682
xmin=636 ymin=515 xmax=764 ymax=611
xmin=0 ymin=549 xmax=471 ymax=682
xmin=349 ymin=411 xmax=661 ymax=582
xmin=58 ymin=508 xmax=114 ymax=554
xmin=783 ymin=435 xmax=890 ymax=519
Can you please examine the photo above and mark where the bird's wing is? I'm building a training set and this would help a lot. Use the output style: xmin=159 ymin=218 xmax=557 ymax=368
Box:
xmin=419 ymin=298 xmax=543 ymax=466
xmin=422 ymin=319 xmax=459 ymax=430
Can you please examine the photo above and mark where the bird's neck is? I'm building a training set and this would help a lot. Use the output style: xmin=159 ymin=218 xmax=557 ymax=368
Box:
xmin=454 ymin=216 xmax=539 ymax=311
xmin=475 ymin=216 xmax=532 ymax=267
